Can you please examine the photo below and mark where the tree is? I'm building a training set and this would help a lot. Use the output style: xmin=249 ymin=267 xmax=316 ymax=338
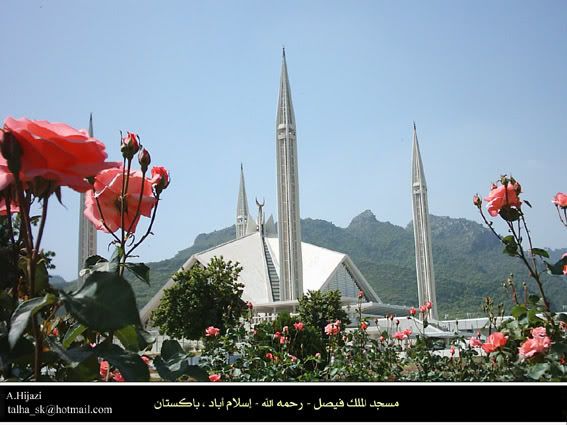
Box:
xmin=297 ymin=290 xmax=350 ymax=337
xmin=151 ymin=256 xmax=246 ymax=340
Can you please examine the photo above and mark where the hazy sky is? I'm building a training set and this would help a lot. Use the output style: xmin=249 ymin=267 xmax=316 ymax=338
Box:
xmin=1 ymin=1 xmax=566 ymax=281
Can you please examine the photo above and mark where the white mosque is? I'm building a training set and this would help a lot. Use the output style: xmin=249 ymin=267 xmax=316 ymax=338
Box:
xmin=79 ymin=50 xmax=441 ymax=327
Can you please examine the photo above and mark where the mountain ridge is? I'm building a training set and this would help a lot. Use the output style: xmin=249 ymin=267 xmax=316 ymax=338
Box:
xmin=131 ymin=211 xmax=567 ymax=318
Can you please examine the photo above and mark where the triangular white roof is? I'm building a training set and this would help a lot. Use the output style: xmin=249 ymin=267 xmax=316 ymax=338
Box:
xmin=140 ymin=232 xmax=383 ymax=323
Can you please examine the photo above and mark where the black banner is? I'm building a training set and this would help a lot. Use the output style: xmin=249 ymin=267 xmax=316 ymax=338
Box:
xmin=0 ymin=383 xmax=566 ymax=422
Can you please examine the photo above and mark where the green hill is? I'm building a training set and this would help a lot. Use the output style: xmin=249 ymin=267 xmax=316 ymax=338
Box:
xmin=131 ymin=211 xmax=567 ymax=318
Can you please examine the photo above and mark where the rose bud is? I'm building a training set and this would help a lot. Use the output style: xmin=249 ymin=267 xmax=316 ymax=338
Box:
xmin=151 ymin=166 xmax=170 ymax=193
xmin=0 ymin=131 xmax=22 ymax=174
xmin=120 ymin=132 xmax=140 ymax=159
xmin=473 ymin=194 xmax=482 ymax=208
xmin=138 ymin=148 xmax=151 ymax=173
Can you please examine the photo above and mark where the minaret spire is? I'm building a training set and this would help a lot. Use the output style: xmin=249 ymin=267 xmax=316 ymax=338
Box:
xmin=236 ymin=163 xmax=251 ymax=238
xmin=411 ymin=123 xmax=438 ymax=319
xmin=78 ymin=113 xmax=98 ymax=279
xmin=276 ymin=49 xmax=303 ymax=301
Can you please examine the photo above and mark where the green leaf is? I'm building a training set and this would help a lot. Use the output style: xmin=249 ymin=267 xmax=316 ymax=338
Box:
xmin=60 ymin=271 xmax=141 ymax=332
xmin=9 ymin=294 xmax=58 ymax=348
xmin=84 ymin=255 xmax=108 ymax=269
xmin=531 ymin=248 xmax=549 ymax=258
xmin=545 ymin=256 xmax=567 ymax=276
xmin=502 ymin=237 xmax=518 ymax=256
xmin=125 ymin=262 xmax=150 ymax=286
xmin=510 ymin=304 xmax=527 ymax=320
xmin=46 ymin=337 xmax=94 ymax=367
xmin=551 ymin=343 xmax=567 ymax=355
xmin=34 ymin=259 xmax=50 ymax=294
xmin=499 ymin=207 xmax=521 ymax=222
xmin=62 ymin=323 xmax=87 ymax=349
xmin=115 ymin=325 xmax=140 ymax=352
xmin=95 ymin=344 xmax=149 ymax=382
xmin=153 ymin=340 xmax=207 ymax=382
xmin=17 ymin=257 xmax=49 ymax=294
xmin=136 ymin=328 xmax=156 ymax=352
xmin=527 ymin=363 xmax=549 ymax=381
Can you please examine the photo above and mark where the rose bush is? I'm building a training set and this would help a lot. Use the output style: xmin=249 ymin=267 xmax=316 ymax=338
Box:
xmin=0 ymin=116 xmax=170 ymax=382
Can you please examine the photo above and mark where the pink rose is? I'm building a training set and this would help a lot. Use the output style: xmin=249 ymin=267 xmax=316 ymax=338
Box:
xmin=419 ymin=305 xmax=427 ymax=313
xmin=0 ymin=117 xmax=117 ymax=192
xmin=84 ymin=167 xmax=156 ymax=233
xmin=360 ymin=321 xmax=368 ymax=331
xmin=408 ymin=307 xmax=417 ymax=316
xmin=112 ymin=371 xmax=125 ymax=382
xmin=481 ymin=332 xmax=508 ymax=353
xmin=469 ymin=337 xmax=482 ymax=348
xmin=425 ymin=301 xmax=433 ymax=310
xmin=393 ymin=331 xmax=407 ymax=340
xmin=293 ymin=322 xmax=304 ymax=331
xmin=324 ymin=322 xmax=340 ymax=336
xmin=265 ymin=352 xmax=274 ymax=361
xmin=99 ymin=360 xmax=109 ymax=380
xmin=402 ymin=328 xmax=412 ymax=337
xmin=279 ymin=336 xmax=287 ymax=345
xmin=208 ymin=374 xmax=221 ymax=382
xmin=530 ymin=327 xmax=547 ymax=339
xmin=552 ymin=192 xmax=567 ymax=208
xmin=357 ymin=290 xmax=365 ymax=299
xmin=519 ymin=336 xmax=551 ymax=358
xmin=484 ymin=182 xmax=521 ymax=217
xmin=205 ymin=326 xmax=220 ymax=337
xmin=449 ymin=346 xmax=455 ymax=356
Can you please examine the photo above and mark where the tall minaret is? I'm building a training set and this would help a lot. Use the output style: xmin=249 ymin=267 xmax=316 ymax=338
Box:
xmin=411 ymin=123 xmax=438 ymax=319
xmin=236 ymin=163 xmax=251 ymax=239
xmin=78 ymin=114 xmax=98 ymax=278
xmin=276 ymin=48 xmax=303 ymax=301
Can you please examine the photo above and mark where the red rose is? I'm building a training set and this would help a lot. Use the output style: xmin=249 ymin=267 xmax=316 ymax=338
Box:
xmin=408 ymin=307 xmax=417 ymax=316
xmin=208 ymin=374 xmax=221 ymax=382
xmin=0 ymin=117 xmax=117 ymax=192
xmin=84 ymin=167 xmax=156 ymax=233
xmin=484 ymin=182 xmax=521 ymax=217
xmin=553 ymin=192 xmax=567 ymax=208
xmin=360 ymin=321 xmax=368 ymax=331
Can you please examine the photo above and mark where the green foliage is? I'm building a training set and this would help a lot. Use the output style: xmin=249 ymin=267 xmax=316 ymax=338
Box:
xmin=153 ymin=340 xmax=208 ymax=382
xmin=151 ymin=256 xmax=246 ymax=340
xmin=298 ymin=290 xmax=350 ymax=336
xmin=60 ymin=271 xmax=141 ymax=332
